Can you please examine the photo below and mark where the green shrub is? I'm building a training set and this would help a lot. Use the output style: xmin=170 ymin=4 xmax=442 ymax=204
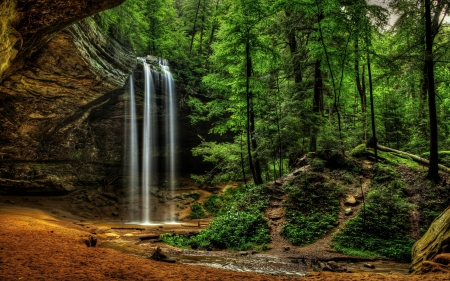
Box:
xmin=162 ymin=184 xmax=271 ymax=251
xmin=332 ymin=181 xmax=414 ymax=262
xmin=281 ymin=173 xmax=342 ymax=245
xmin=203 ymin=194 xmax=222 ymax=216
xmin=190 ymin=207 xmax=270 ymax=250
xmin=309 ymin=158 xmax=326 ymax=172
xmin=160 ymin=233 xmax=190 ymax=248
xmin=189 ymin=203 xmax=207 ymax=219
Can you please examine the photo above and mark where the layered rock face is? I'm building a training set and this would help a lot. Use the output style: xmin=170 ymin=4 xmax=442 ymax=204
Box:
xmin=0 ymin=0 xmax=125 ymax=83
xmin=0 ymin=18 xmax=136 ymax=194
xmin=410 ymin=206 xmax=450 ymax=273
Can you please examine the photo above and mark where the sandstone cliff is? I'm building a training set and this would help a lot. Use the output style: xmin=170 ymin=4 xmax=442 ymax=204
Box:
xmin=0 ymin=17 xmax=136 ymax=194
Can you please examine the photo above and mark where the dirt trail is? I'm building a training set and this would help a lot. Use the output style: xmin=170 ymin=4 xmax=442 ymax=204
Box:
xmin=263 ymin=164 xmax=373 ymax=261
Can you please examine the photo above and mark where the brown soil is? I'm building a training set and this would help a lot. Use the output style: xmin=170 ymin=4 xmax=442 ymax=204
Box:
xmin=1 ymin=204 xmax=449 ymax=280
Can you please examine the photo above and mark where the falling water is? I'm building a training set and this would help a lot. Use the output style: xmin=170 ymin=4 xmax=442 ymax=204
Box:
xmin=160 ymin=59 xmax=177 ymax=222
xmin=141 ymin=62 xmax=156 ymax=225
xmin=127 ymin=73 xmax=139 ymax=223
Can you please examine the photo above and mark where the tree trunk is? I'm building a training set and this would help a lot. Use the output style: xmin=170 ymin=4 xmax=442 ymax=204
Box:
xmin=286 ymin=12 xmax=302 ymax=84
xmin=189 ymin=0 xmax=202 ymax=54
xmin=245 ymin=38 xmax=261 ymax=184
xmin=310 ymin=59 xmax=322 ymax=152
xmin=424 ymin=0 xmax=440 ymax=182
xmin=355 ymin=40 xmax=367 ymax=141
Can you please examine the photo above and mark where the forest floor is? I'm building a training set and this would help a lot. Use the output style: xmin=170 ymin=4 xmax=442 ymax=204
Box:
xmin=263 ymin=161 xmax=372 ymax=260
xmin=1 ymin=203 xmax=450 ymax=280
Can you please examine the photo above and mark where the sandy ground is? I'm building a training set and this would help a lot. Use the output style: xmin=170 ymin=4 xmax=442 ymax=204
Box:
xmin=1 ymin=204 xmax=449 ymax=281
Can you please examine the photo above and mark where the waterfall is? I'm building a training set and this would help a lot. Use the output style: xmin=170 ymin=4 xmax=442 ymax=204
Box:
xmin=141 ymin=62 xmax=156 ymax=225
xmin=127 ymin=73 xmax=139 ymax=223
xmin=160 ymin=59 xmax=177 ymax=222
xmin=126 ymin=57 xmax=177 ymax=224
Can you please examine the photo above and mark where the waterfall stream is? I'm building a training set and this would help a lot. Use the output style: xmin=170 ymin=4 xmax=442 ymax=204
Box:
xmin=127 ymin=73 xmax=139 ymax=223
xmin=126 ymin=57 xmax=177 ymax=224
xmin=160 ymin=59 xmax=177 ymax=222
xmin=141 ymin=62 xmax=156 ymax=225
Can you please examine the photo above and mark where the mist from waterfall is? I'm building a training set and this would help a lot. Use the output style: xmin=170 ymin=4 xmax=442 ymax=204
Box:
xmin=160 ymin=59 xmax=177 ymax=222
xmin=141 ymin=62 xmax=156 ymax=225
xmin=127 ymin=73 xmax=139 ymax=223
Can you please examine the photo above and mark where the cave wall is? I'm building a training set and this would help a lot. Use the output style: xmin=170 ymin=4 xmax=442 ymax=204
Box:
xmin=0 ymin=17 xmax=136 ymax=195
xmin=0 ymin=0 xmax=126 ymax=83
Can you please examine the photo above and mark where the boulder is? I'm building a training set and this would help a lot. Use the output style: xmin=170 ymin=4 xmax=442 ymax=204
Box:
xmin=345 ymin=208 xmax=353 ymax=216
xmin=344 ymin=195 xmax=357 ymax=206
xmin=410 ymin=206 xmax=450 ymax=274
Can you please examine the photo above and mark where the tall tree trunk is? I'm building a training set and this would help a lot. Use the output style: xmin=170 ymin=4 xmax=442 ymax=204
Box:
xmin=310 ymin=59 xmax=322 ymax=152
xmin=366 ymin=39 xmax=378 ymax=162
xmin=189 ymin=0 xmax=201 ymax=54
xmin=286 ymin=12 xmax=302 ymax=84
xmin=250 ymin=105 xmax=263 ymax=184
xmin=425 ymin=0 xmax=440 ymax=182
xmin=245 ymin=38 xmax=261 ymax=184
xmin=240 ymin=130 xmax=247 ymax=186
xmin=198 ymin=13 xmax=205 ymax=55
xmin=419 ymin=63 xmax=429 ymax=141
xmin=205 ymin=0 xmax=219 ymax=70
xmin=355 ymin=40 xmax=367 ymax=141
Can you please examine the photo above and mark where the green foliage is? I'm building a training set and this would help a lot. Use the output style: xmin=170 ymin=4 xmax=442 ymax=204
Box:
xmin=189 ymin=202 xmax=207 ymax=219
xmin=203 ymin=194 xmax=222 ymax=216
xmin=190 ymin=207 xmax=270 ymax=250
xmin=219 ymin=184 xmax=271 ymax=214
xmin=309 ymin=158 xmax=326 ymax=172
xmin=191 ymin=140 xmax=246 ymax=184
xmin=281 ymin=173 xmax=342 ymax=245
xmin=162 ymin=184 xmax=271 ymax=250
xmin=160 ymin=233 xmax=191 ymax=248
xmin=332 ymin=172 xmax=414 ymax=262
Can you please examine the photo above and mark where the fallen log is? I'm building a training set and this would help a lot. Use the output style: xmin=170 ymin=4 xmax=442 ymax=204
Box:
xmin=376 ymin=144 xmax=450 ymax=174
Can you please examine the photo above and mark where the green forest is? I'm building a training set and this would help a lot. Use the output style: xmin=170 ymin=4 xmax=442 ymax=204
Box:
xmin=93 ymin=0 xmax=450 ymax=264
xmin=99 ymin=0 xmax=449 ymax=184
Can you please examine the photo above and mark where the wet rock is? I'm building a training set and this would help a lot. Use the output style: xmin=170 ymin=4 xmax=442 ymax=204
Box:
xmin=363 ymin=263 xmax=375 ymax=269
xmin=84 ymin=235 xmax=97 ymax=247
xmin=327 ymin=261 xmax=337 ymax=267
xmin=345 ymin=208 xmax=353 ymax=216
xmin=238 ymin=251 xmax=248 ymax=256
xmin=319 ymin=262 xmax=333 ymax=271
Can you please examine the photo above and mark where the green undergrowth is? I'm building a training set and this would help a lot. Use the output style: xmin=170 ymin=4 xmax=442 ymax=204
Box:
xmin=332 ymin=164 xmax=415 ymax=262
xmin=189 ymin=202 xmax=207 ymax=219
xmin=281 ymin=172 xmax=342 ymax=246
xmin=162 ymin=184 xmax=271 ymax=251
